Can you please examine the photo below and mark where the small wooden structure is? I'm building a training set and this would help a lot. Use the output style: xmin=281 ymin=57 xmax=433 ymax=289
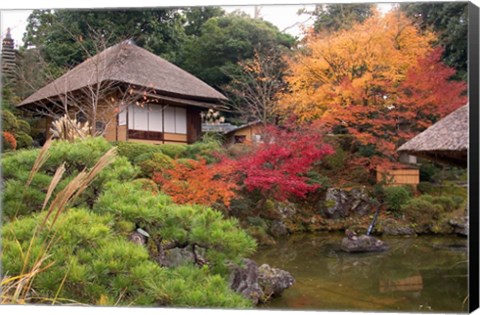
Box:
xmin=224 ymin=120 xmax=263 ymax=145
xmin=376 ymin=167 xmax=420 ymax=187
xmin=17 ymin=41 xmax=227 ymax=145
xmin=397 ymin=104 xmax=468 ymax=168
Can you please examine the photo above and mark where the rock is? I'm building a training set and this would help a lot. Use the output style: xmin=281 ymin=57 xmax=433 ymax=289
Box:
xmin=381 ymin=218 xmax=416 ymax=236
xmin=258 ymin=264 xmax=295 ymax=298
xmin=129 ymin=231 xmax=147 ymax=246
xmin=229 ymin=259 xmax=264 ymax=304
xmin=323 ymin=187 xmax=373 ymax=219
xmin=350 ymin=187 xmax=372 ymax=216
xmin=269 ymin=220 xmax=289 ymax=238
xmin=229 ymin=259 xmax=295 ymax=304
xmin=341 ymin=235 xmax=389 ymax=253
xmin=275 ymin=202 xmax=297 ymax=220
xmin=325 ymin=188 xmax=350 ymax=218
xmin=449 ymin=216 xmax=468 ymax=236
xmin=162 ymin=247 xmax=196 ymax=267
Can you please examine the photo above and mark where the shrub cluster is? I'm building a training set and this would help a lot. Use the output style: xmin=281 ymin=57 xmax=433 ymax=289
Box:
xmin=1 ymin=109 xmax=34 ymax=150
xmin=1 ymin=137 xmax=256 ymax=307
xmin=383 ymin=186 xmax=412 ymax=213
xmin=400 ymin=194 xmax=464 ymax=233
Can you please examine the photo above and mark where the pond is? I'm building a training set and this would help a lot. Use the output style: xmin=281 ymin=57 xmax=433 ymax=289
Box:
xmin=252 ymin=233 xmax=468 ymax=313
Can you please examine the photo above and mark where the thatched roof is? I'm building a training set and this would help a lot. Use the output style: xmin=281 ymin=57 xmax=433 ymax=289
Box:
xmin=397 ymin=104 xmax=468 ymax=167
xmin=18 ymin=41 xmax=226 ymax=107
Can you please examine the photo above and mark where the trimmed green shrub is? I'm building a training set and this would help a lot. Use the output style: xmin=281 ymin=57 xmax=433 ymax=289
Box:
xmin=384 ymin=186 xmax=412 ymax=212
xmin=138 ymin=152 xmax=174 ymax=177
xmin=132 ymin=178 xmax=160 ymax=194
xmin=1 ymin=109 xmax=18 ymax=131
xmin=1 ymin=137 xmax=138 ymax=220
xmin=93 ymin=181 xmax=256 ymax=273
xmin=181 ymin=140 xmax=223 ymax=164
xmin=15 ymin=131 xmax=34 ymax=149
xmin=116 ymin=141 xmax=164 ymax=163
xmin=159 ymin=144 xmax=187 ymax=158
xmin=17 ymin=120 xmax=31 ymax=134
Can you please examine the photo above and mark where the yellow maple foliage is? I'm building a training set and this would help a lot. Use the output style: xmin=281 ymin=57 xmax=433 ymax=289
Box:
xmin=278 ymin=9 xmax=436 ymax=121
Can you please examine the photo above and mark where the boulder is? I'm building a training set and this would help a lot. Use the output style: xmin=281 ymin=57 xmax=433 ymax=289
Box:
xmin=341 ymin=235 xmax=389 ymax=253
xmin=258 ymin=264 xmax=295 ymax=298
xmin=325 ymin=188 xmax=351 ymax=218
xmin=229 ymin=259 xmax=264 ymax=304
xmin=323 ymin=187 xmax=373 ymax=219
xmin=229 ymin=259 xmax=295 ymax=304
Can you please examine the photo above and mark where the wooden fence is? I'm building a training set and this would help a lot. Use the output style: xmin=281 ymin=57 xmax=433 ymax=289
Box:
xmin=376 ymin=168 xmax=420 ymax=186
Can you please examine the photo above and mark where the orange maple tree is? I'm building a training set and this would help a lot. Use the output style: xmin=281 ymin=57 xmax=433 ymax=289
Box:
xmin=153 ymin=159 xmax=238 ymax=207
xmin=278 ymin=9 xmax=467 ymax=169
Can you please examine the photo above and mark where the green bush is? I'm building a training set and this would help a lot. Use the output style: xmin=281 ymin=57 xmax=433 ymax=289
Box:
xmin=181 ymin=140 xmax=223 ymax=164
xmin=15 ymin=131 xmax=34 ymax=149
xmin=1 ymin=137 xmax=138 ymax=220
xmin=132 ymin=178 xmax=160 ymax=194
xmin=1 ymin=109 xmax=18 ymax=131
xmin=2 ymin=137 xmax=255 ymax=307
xmin=159 ymin=144 xmax=187 ymax=158
xmin=116 ymin=141 xmax=164 ymax=163
xmin=137 ymin=152 xmax=174 ymax=177
xmin=2 ymin=208 xmax=251 ymax=307
xmin=17 ymin=120 xmax=31 ymax=134
xmin=400 ymin=197 xmax=443 ymax=232
xmin=383 ymin=186 xmax=412 ymax=212
xmin=417 ymin=181 xmax=435 ymax=194
xmin=94 ymin=181 xmax=256 ymax=273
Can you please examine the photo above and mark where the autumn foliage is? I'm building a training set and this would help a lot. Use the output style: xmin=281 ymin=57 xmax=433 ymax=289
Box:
xmin=2 ymin=131 xmax=17 ymax=151
xmin=153 ymin=159 xmax=238 ymax=207
xmin=154 ymin=124 xmax=334 ymax=208
xmin=278 ymin=10 xmax=467 ymax=169
xmin=232 ymin=124 xmax=334 ymax=201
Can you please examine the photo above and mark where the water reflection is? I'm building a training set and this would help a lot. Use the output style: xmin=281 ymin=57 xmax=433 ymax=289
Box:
xmin=252 ymin=233 xmax=468 ymax=312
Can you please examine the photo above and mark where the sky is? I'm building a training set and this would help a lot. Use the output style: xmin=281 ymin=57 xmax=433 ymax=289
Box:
xmin=1 ymin=2 xmax=395 ymax=48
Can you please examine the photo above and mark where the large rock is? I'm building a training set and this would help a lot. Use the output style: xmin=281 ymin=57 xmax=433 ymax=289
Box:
xmin=341 ymin=235 xmax=389 ymax=253
xmin=258 ymin=264 xmax=295 ymax=298
xmin=229 ymin=259 xmax=295 ymax=304
xmin=229 ymin=259 xmax=264 ymax=304
xmin=323 ymin=187 xmax=373 ymax=219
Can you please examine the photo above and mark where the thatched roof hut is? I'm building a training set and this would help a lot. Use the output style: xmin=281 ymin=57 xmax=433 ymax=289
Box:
xmin=397 ymin=104 xmax=468 ymax=167
xmin=18 ymin=41 xmax=227 ymax=108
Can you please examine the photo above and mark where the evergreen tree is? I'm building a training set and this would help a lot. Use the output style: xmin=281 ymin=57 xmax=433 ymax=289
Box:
xmin=400 ymin=2 xmax=468 ymax=81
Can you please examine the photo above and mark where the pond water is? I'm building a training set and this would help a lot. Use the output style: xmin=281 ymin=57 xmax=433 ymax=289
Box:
xmin=252 ymin=233 xmax=468 ymax=313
